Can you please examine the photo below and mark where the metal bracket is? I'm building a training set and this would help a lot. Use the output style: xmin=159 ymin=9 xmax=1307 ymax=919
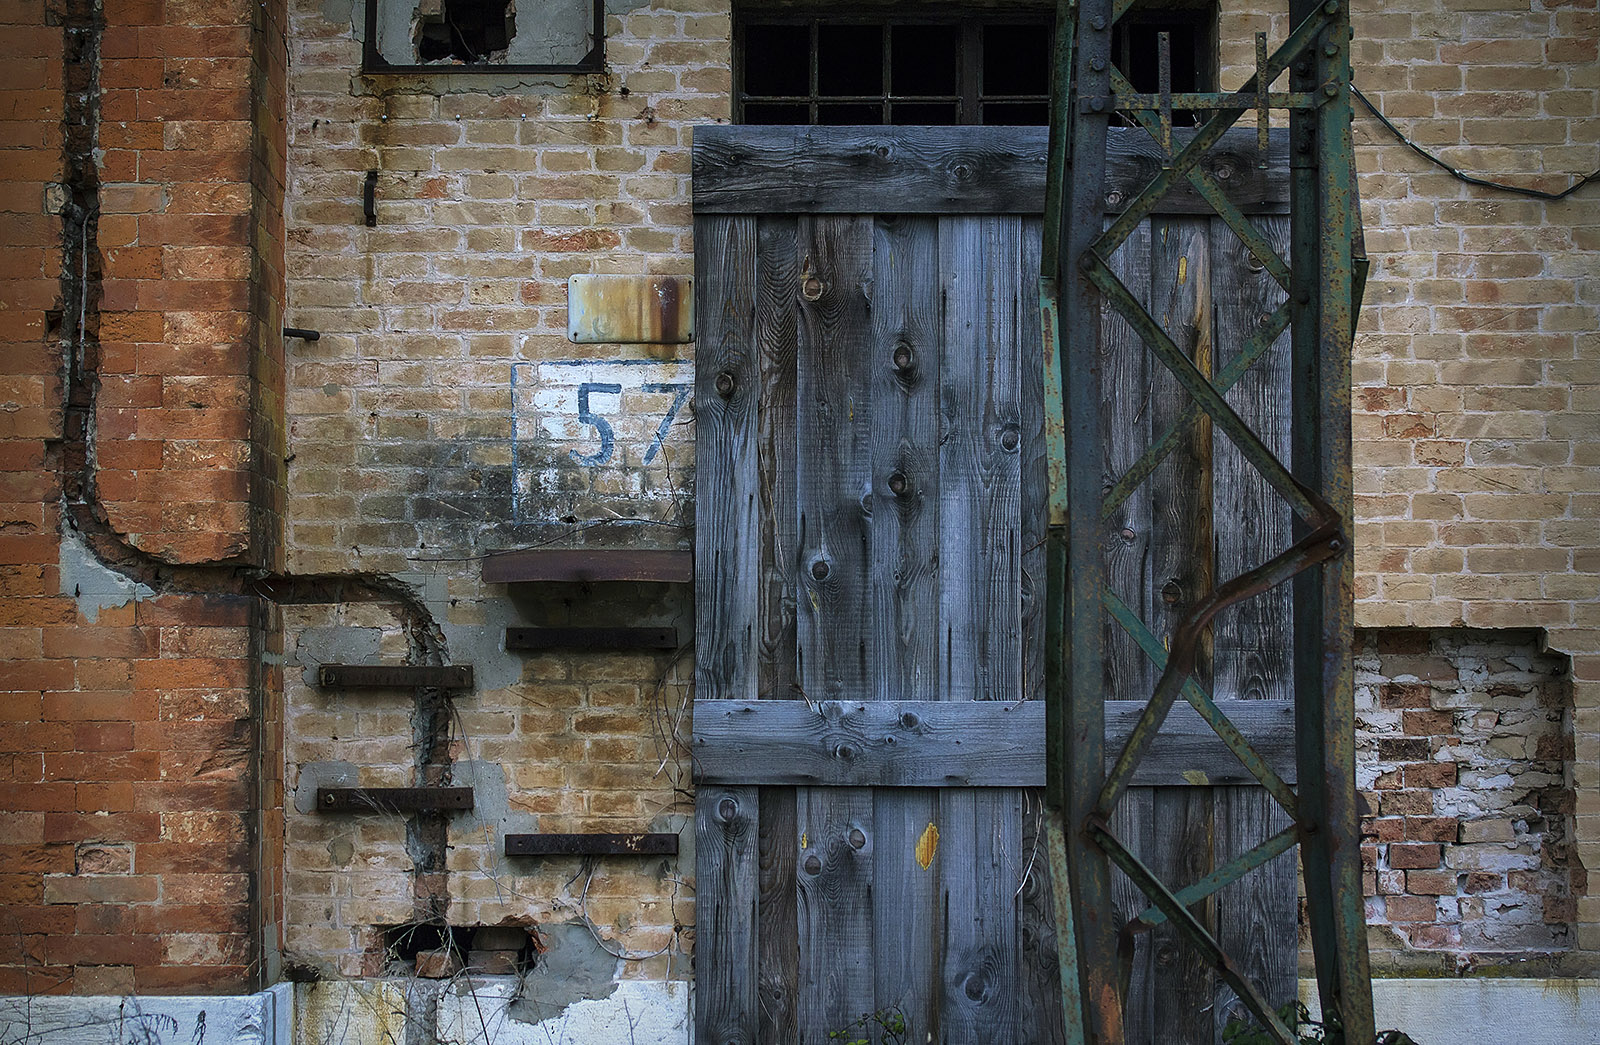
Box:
xmin=504 ymin=833 xmax=679 ymax=857
xmin=317 ymin=664 xmax=475 ymax=689
xmin=316 ymin=787 xmax=475 ymax=813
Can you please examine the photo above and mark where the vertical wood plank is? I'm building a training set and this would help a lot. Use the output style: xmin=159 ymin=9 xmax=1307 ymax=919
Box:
xmin=793 ymin=214 xmax=877 ymax=1043
xmin=695 ymin=214 xmax=761 ymax=1045
xmin=869 ymin=215 xmax=942 ymax=699
xmin=1209 ymin=215 xmax=1297 ymax=1042
xmin=1020 ymin=218 xmax=1047 ymax=705
xmin=938 ymin=215 xmax=1023 ymax=704
xmin=1109 ymin=789 xmax=1157 ymax=1043
xmin=1150 ymin=788 xmax=1218 ymax=1045
xmin=868 ymin=215 xmax=943 ymax=1045
xmin=1146 ymin=216 xmax=1218 ymax=1044
xmin=1211 ymin=214 xmax=1293 ymax=703
xmin=795 ymin=215 xmax=875 ymax=701
xmin=1101 ymin=220 xmax=1155 ymax=703
xmin=1018 ymin=790 xmax=1067 ymax=1045
xmin=1212 ymin=787 xmax=1297 ymax=1042
xmin=754 ymin=215 xmax=802 ymax=1045
xmin=797 ymin=788 xmax=875 ymax=1045
xmin=937 ymin=214 xmax=1024 ymax=1042
xmin=940 ymin=787 xmax=1022 ymax=1043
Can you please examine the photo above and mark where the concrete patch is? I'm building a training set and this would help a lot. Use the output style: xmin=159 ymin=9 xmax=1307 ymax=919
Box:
xmin=58 ymin=528 xmax=153 ymax=623
xmin=0 ymin=983 xmax=292 ymax=1045
xmin=1300 ymin=978 xmax=1600 ymax=1044
xmin=441 ymin=979 xmax=688 ymax=1045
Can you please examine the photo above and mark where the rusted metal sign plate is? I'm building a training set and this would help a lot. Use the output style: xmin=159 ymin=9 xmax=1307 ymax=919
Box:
xmin=317 ymin=664 xmax=475 ymax=689
xmin=504 ymin=832 xmax=679 ymax=857
xmin=567 ymin=274 xmax=693 ymax=344
xmin=316 ymin=787 xmax=475 ymax=812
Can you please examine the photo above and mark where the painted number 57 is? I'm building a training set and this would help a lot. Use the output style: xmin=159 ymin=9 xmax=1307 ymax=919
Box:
xmin=570 ymin=381 xmax=692 ymax=467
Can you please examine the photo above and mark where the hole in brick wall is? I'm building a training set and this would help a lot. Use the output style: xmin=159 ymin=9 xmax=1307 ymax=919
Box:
xmin=380 ymin=922 xmax=538 ymax=977
xmin=415 ymin=0 xmax=515 ymax=63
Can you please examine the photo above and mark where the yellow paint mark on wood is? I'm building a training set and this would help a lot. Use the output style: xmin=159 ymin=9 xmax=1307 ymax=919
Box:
xmin=915 ymin=822 xmax=940 ymax=869
xmin=1181 ymin=769 xmax=1209 ymax=786
xmin=1178 ymin=256 xmax=1188 ymax=285
xmin=800 ymin=832 xmax=807 ymax=850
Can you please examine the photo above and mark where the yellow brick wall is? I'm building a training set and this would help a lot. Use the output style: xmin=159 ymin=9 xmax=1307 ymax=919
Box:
xmin=281 ymin=0 xmax=1599 ymax=977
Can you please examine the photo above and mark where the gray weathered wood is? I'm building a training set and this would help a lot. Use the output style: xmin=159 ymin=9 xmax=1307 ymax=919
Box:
xmin=1110 ymin=788 xmax=1156 ymax=1043
xmin=693 ymin=699 xmax=1297 ymax=788
xmin=754 ymin=215 xmax=802 ymax=1045
xmin=1150 ymin=787 xmax=1217 ymax=1045
xmin=693 ymin=215 xmax=761 ymax=1045
xmin=939 ymin=215 xmax=1022 ymax=703
xmin=1212 ymin=216 xmax=1293 ymax=707
xmin=1018 ymin=790 xmax=1067 ymax=1045
xmin=795 ymin=215 xmax=875 ymax=700
xmin=796 ymin=787 xmax=874 ymax=1044
xmin=1102 ymin=217 xmax=1154 ymax=702
xmin=940 ymin=787 xmax=1021 ymax=1040
xmin=1212 ymin=786 xmax=1297 ymax=1043
xmin=694 ymin=215 xmax=760 ymax=705
xmin=696 ymin=785 xmax=760 ymax=1045
xmin=1019 ymin=219 xmax=1047 ymax=704
xmin=693 ymin=127 xmax=1289 ymax=216
xmin=867 ymin=215 xmax=945 ymax=1045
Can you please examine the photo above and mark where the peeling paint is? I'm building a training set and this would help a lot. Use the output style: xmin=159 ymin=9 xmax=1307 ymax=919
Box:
xmin=916 ymin=822 xmax=940 ymax=869
xmin=58 ymin=528 xmax=154 ymax=622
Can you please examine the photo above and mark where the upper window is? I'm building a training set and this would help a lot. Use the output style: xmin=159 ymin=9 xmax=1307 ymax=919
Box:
xmin=363 ymin=0 xmax=604 ymax=74
xmin=736 ymin=13 xmax=1054 ymax=126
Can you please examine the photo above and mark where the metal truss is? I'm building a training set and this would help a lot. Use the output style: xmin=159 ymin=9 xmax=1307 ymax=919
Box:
xmin=1039 ymin=0 xmax=1374 ymax=1041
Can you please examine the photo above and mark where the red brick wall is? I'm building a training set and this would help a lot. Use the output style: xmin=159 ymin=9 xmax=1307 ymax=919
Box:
xmin=0 ymin=0 xmax=286 ymax=995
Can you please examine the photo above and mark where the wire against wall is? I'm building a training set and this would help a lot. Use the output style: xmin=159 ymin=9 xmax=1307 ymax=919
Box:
xmin=1352 ymin=84 xmax=1598 ymax=202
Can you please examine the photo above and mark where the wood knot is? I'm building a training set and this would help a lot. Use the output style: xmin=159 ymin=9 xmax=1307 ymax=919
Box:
xmin=848 ymin=827 xmax=866 ymax=850
xmin=887 ymin=470 xmax=908 ymax=497
xmin=892 ymin=343 xmax=915 ymax=372
xmin=810 ymin=559 xmax=830 ymax=581
xmin=1000 ymin=428 xmax=1020 ymax=453
xmin=804 ymin=853 xmax=822 ymax=875
xmin=717 ymin=796 xmax=738 ymax=821
xmin=1161 ymin=578 xmax=1183 ymax=605
xmin=899 ymin=711 xmax=920 ymax=729
xmin=714 ymin=370 xmax=735 ymax=398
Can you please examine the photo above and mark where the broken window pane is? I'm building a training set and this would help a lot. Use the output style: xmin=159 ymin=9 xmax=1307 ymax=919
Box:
xmin=369 ymin=0 xmax=600 ymax=70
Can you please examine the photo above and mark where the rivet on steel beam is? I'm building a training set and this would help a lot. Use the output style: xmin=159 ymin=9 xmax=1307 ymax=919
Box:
xmin=1323 ymin=43 xmax=1339 ymax=57
xmin=1090 ymin=57 xmax=1106 ymax=71
xmin=892 ymin=343 xmax=915 ymax=372
xmin=1329 ymin=538 xmax=1345 ymax=552
xmin=811 ymin=559 xmax=830 ymax=581
xmin=1091 ymin=98 xmax=1106 ymax=112
xmin=887 ymin=470 xmax=908 ymax=496
xmin=714 ymin=370 xmax=735 ymax=398
xmin=1298 ymin=289 xmax=1312 ymax=303
xmin=1090 ymin=14 xmax=1106 ymax=30
xmin=1323 ymin=0 xmax=1339 ymax=14
xmin=1324 ymin=84 xmax=1339 ymax=97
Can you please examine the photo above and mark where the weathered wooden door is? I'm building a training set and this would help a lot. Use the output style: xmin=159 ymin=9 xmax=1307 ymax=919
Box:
xmin=692 ymin=126 xmax=1297 ymax=1045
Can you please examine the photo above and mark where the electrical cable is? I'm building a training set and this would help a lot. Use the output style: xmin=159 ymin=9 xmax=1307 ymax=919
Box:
xmin=1352 ymin=84 xmax=1597 ymax=202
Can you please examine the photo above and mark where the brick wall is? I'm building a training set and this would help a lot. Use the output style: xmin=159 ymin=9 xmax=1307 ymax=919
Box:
xmin=277 ymin=0 xmax=723 ymax=985
xmin=1355 ymin=630 xmax=1578 ymax=971
xmin=0 ymin=0 xmax=287 ymax=995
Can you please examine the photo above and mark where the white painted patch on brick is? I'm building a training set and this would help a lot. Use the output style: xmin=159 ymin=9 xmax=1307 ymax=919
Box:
xmin=57 ymin=528 xmax=154 ymax=623
xmin=0 ymin=983 xmax=292 ymax=1045
xmin=437 ymin=979 xmax=689 ymax=1045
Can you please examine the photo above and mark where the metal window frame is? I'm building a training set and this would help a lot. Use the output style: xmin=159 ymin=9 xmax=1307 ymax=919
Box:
xmin=733 ymin=9 xmax=1056 ymax=125
xmin=361 ymin=0 xmax=605 ymax=75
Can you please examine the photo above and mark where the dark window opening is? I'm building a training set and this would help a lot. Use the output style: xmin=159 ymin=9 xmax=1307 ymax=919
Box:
xmin=1111 ymin=2 xmax=1218 ymax=125
xmin=736 ymin=12 xmax=1054 ymax=126
xmin=416 ymin=0 xmax=515 ymax=63
xmin=380 ymin=923 xmax=537 ymax=975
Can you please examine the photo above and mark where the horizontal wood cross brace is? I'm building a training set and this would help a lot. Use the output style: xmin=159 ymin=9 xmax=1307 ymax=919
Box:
xmin=692 ymin=698 xmax=1296 ymax=788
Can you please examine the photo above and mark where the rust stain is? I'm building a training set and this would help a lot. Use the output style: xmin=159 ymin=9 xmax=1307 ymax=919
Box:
xmin=566 ymin=274 xmax=694 ymax=345
xmin=915 ymin=822 xmax=940 ymax=869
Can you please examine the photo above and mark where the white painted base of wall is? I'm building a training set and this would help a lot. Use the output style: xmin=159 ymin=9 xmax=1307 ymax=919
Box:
xmin=1301 ymin=978 xmax=1600 ymax=1045
xmin=0 ymin=982 xmax=292 ymax=1045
